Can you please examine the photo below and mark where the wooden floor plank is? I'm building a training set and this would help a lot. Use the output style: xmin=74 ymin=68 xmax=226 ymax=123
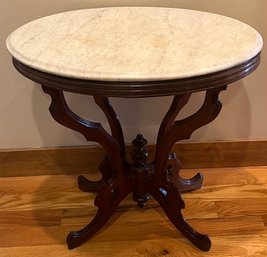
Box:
xmin=260 ymin=214 xmax=267 ymax=228
xmin=215 ymin=198 xmax=267 ymax=218
xmin=1 ymin=166 xmax=267 ymax=256
xmin=1 ymin=235 xmax=267 ymax=257
xmin=0 ymin=217 xmax=265 ymax=248
xmin=184 ymin=184 xmax=267 ymax=200
xmin=0 ymin=209 xmax=62 ymax=227
xmin=180 ymin=166 xmax=267 ymax=186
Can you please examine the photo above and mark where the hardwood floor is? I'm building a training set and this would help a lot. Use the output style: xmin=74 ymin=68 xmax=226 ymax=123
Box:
xmin=1 ymin=166 xmax=267 ymax=256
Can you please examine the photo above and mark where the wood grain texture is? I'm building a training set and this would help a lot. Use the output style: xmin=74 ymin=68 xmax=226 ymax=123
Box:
xmin=0 ymin=166 xmax=267 ymax=256
xmin=1 ymin=140 xmax=267 ymax=177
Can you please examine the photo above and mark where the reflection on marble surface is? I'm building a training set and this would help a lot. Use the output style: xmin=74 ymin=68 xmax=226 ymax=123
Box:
xmin=6 ymin=7 xmax=263 ymax=81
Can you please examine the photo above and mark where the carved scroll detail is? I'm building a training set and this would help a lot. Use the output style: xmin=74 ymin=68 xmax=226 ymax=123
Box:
xmin=41 ymin=84 xmax=227 ymax=252
xmin=155 ymin=85 xmax=227 ymax=179
xmin=42 ymin=85 xmax=133 ymax=249
xmin=148 ymin=179 xmax=211 ymax=251
xmin=41 ymin=86 xmax=124 ymax=180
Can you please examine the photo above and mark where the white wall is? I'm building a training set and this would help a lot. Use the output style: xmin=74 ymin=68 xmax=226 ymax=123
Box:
xmin=1 ymin=0 xmax=266 ymax=149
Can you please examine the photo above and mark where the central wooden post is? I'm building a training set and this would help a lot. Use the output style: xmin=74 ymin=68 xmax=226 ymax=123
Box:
xmin=131 ymin=134 xmax=150 ymax=208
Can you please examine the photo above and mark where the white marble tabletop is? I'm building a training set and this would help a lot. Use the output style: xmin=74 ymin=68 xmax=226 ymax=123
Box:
xmin=6 ymin=7 xmax=263 ymax=82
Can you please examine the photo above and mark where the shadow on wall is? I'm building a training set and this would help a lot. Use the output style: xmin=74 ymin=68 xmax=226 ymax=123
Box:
xmin=31 ymin=80 xmax=251 ymax=147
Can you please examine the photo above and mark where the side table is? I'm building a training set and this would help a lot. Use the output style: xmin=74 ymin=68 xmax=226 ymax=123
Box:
xmin=6 ymin=7 xmax=263 ymax=251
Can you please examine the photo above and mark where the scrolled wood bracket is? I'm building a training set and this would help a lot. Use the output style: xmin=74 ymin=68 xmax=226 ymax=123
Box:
xmin=41 ymin=84 xmax=227 ymax=251
xmin=155 ymin=85 xmax=227 ymax=180
xmin=41 ymin=85 xmax=134 ymax=249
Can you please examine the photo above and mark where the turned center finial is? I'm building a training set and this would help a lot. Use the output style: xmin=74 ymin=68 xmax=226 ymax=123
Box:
xmin=131 ymin=134 xmax=148 ymax=165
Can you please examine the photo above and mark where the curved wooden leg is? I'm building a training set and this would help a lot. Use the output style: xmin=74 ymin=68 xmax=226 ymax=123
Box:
xmin=94 ymin=97 xmax=125 ymax=155
xmin=78 ymin=156 xmax=113 ymax=193
xmin=151 ymin=86 xmax=227 ymax=251
xmin=155 ymin=86 xmax=227 ymax=179
xmin=67 ymin=182 xmax=132 ymax=249
xmin=77 ymin=97 xmax=125 ymax=193
xmin=77 ymin=175 xmax=105 ymax=193
xmin=42 ymin=85 xmax=226 ymax=251
xmin=42 ymin=86 xmax=128 ymax=249
xmin=167 ymin=153 xmax=203 ymax=193
xmin=148 ymin=181 xmax=211 ymax=251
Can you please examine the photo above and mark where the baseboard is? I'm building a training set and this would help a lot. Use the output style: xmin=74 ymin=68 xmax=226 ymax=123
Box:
xmin=0 ymin=140 xmax=266 ymax=177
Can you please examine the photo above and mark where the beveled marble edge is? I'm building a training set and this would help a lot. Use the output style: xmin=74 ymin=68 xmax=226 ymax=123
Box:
xmin=6 ymin=7 xmax=263 ymax=82
xmin=12 ymin=53 xmax=261 ymax=93
xmin=7 ymin=46 xmax=262 ymax=82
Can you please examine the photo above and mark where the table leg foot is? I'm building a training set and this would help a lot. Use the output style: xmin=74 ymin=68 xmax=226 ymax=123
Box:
xmin=66 ymin=209 xmax=113 ymax=250
xmin=67 ymin=183 xmax=131 ymax=249
xmin=78 ymin=156 xmax=113 ymax=193
xmin=78 ymin=175 xmax=103 ymax=192
xmin=167 ymin=153 xmax=203 ymax=193
xmin=149 ymin=182 xmax=211 ymax=251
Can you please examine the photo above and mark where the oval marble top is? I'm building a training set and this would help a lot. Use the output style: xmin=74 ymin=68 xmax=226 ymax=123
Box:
xmin=6 ymin=7 xmax=263 ymax=82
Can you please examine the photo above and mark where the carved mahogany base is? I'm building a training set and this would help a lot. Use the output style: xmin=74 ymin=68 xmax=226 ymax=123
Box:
xmin=41 ymin=84 xmax=227 ymax=252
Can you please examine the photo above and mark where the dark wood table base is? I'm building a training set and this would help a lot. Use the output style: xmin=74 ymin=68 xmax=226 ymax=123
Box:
xmin=41 ymin=84 xmax=227 ymax=251
xmin=9 ymin=44 xmax=261 ymax=252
